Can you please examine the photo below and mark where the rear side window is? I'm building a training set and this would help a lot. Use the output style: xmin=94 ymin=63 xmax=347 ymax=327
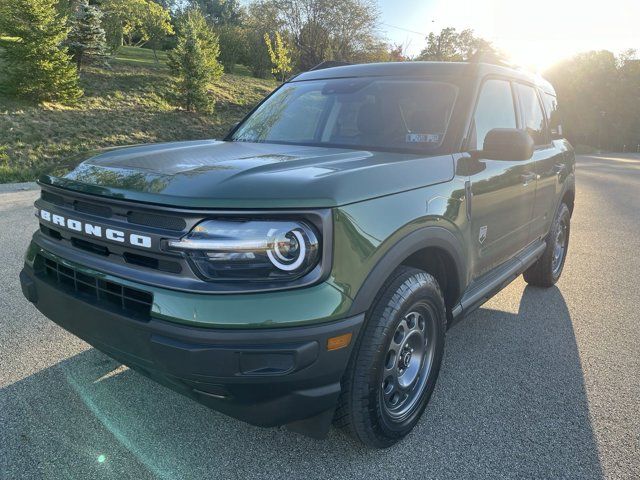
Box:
xmin=470 ymin=79 xmax=517 ymax=150
xmin=541 ymin=92 xmax=561 ymax=137
xmin=517 ymin=84 xmax=549 ymax=146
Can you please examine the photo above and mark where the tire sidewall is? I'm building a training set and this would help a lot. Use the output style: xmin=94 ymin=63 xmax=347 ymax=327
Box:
xmin=359 ymin=271 xmax=446 ymax=445
xmin=551 ymin=204 xmax=571 ymax=282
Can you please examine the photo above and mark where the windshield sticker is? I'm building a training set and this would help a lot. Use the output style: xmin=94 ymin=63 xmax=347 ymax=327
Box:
xmin=406 ymin=133 xmax=441 ymax=143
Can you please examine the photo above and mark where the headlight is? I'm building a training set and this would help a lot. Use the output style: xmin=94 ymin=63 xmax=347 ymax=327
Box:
xmin=167 ymin=219 xmax=320 ymax=282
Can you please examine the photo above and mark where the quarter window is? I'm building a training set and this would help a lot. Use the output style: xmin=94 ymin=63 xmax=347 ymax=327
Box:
xmin=517 ymin=84 xmax=549 ymax=146
xmin=470 ymin=79 xmax=517 ymax=151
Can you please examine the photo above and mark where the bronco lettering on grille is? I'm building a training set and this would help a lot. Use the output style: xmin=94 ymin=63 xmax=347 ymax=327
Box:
xmin=38 ymin=209 xmax=152 ymax=248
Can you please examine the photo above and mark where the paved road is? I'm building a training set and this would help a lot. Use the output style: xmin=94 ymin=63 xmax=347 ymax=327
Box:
xmin=1 ymin=155 xmax=638 ymax=480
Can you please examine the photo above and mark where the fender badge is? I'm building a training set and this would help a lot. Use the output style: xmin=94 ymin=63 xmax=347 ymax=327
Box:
xmin=479 ymin=225 xmax=488 ymax=244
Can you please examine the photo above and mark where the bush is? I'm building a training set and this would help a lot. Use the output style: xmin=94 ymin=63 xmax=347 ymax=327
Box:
xmin=168 ymin=9 xmax=223 ymax=113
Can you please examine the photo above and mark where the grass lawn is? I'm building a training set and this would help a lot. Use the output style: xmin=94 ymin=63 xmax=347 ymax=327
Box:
xmin=0 ymin=45 xmax=277 ymax=183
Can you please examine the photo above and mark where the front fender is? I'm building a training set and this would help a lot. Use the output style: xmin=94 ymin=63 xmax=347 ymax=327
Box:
xmin=346 ymin=226 xmax=467 ymax=315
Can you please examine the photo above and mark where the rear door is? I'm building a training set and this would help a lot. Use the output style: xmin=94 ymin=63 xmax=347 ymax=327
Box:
xmin=467 ymin=78 xmax=538 ymax=279
xmin=527 ymin=89 xmax=567 ymax=239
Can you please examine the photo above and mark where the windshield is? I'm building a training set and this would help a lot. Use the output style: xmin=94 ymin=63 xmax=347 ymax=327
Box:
xmin=231 ymin=78 xmax=458 ymax=153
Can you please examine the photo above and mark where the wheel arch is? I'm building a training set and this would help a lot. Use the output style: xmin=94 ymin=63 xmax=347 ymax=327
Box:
xmin=562 ymin=186 xmax=575 ymax=216
xmin=347 ymin=226 xmax=467 ymax=320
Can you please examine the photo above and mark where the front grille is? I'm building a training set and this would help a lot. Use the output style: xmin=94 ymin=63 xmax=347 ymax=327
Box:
xmin=41 ymin=191 xmax=65 ymax=206
xmin=36 ymin=255 xmax=153 ymax=320
xmin=74 ymin=200 xmax=112 ymax=218
xmin=127 ymin=211 xmax=186 ymax=231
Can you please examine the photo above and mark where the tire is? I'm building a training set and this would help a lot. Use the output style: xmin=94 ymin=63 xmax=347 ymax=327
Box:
xmin=334 ymin=266 xmax=446 ymax=448
xmin=523 ymin=203 xmax=571 ymax=287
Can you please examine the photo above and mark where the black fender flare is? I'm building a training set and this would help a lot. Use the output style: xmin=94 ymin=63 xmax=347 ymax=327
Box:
xmin=558 ymin=172 xmax=576 ymax=216
xmin=347 ymin=226 xmax=467 ymax=316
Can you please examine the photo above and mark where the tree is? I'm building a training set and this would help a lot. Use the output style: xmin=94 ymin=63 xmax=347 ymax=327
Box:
xmin=66 ymin=0 xmax=107 ymax=70
xmin=102 ymin=0 xmax=173 ymax=56
xmin=185 ymin=1 xmax=245 ymax=73
xmin=102 ymin=0 xmax=146 ymax=53
xmin=217 ymin=25 xmax=248 ymax=73
xmin=264 ymin=32 xmax=292 ymax=81
xmin=0 ymin=0 xmax=82 ymax=103
xmin=273 ymin=0 xmax=381 ymax=71
xmin=546 ymin=50 xmax=640 ymax=151
xmin=168 ymin=8 xmax=223 ymax=112
xmin=140 ymin=1 xmax=174 ymax=62
xmin=417 ymin=27 xmax=505 ymax=64
xmin=188 ymin=0 xmax=244 ymax=25
xmin=243 ymin=0 xmax=283 ymax=77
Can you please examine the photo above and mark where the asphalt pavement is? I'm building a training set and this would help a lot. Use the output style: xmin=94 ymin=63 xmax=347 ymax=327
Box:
xmin=0 ymin=155 xmax=638 ymax=479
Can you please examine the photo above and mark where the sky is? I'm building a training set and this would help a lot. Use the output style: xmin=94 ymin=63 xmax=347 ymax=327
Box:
xmin=378 ymin=0 xmax=640 ymax=71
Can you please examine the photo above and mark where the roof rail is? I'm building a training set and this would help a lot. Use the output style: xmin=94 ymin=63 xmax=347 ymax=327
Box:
xmin=309 ymin=61 xmax=352 ymax=71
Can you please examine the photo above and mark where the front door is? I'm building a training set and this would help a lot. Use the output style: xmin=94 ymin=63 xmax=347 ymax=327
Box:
xmin=467 ymin=78 xmax=537 ymax=279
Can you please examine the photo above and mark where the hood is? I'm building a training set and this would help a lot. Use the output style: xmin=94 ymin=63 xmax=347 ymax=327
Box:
xmin=41 ymin=140 xmax=454 ymax=209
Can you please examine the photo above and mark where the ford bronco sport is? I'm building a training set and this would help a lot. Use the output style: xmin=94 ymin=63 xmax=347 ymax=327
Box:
xmin=20 ymin=62 xmax=575 ymax=448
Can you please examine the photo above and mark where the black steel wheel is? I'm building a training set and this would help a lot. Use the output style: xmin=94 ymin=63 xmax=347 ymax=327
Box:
xmin=524 ymin=202 xmax=571 ymax=287
xmin=381 ymin=307 xmax=437 ymax=421
xmin=334 ymin=266 xmax=446 ymax=448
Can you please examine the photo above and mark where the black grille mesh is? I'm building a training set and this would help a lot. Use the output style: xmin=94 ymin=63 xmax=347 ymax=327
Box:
xmin=74 ymin=201 xmax=112 ymax=218
xmin=41 ymin=191 xmax=65 ymax=206
xmin=38 ymin=256 xmax=153 ymax=320
xmin=127 ymin=211 xmax=186 ymax=231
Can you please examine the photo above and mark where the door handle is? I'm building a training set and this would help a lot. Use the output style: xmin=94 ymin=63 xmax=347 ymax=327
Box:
xmin=520 ymin=173 xmax=538 ymax=186
xmin=553 ymin=164 xmax=567 ymax=179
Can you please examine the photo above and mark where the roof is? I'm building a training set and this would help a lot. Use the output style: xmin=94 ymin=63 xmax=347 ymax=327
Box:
xmin=292 ymin=61 xmax=555 ymax=94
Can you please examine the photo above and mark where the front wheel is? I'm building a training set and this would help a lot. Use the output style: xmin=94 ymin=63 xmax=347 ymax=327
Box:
xmin=524 ymin=203 xmax=571 ymax=287
xmin=334 ymin=267 xmax=446 ymax=448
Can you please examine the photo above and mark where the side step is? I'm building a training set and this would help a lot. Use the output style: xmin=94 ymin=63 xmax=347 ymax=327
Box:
xmin=451 ymin=240 xmax=546 ymax=323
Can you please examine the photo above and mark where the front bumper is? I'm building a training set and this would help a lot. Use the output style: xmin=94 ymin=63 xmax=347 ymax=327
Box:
xmin=20 ymin=258 xmax=364 ymax=434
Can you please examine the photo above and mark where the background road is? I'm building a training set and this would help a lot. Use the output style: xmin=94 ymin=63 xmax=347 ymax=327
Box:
xmin=1 ymin=155 xmax=638 ymax=479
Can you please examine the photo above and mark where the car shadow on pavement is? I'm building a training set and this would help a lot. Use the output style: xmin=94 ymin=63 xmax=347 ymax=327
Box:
xmin=0 ymin=285 xmax=603 ymax=480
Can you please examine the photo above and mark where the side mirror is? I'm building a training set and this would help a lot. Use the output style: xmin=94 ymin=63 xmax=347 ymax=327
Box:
xmin=481 ymin=128 xmax=534 ymax=161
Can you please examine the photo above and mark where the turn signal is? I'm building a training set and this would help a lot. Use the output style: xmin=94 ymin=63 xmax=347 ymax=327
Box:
xmin=327 ymin=333 xmax=352 ymax=351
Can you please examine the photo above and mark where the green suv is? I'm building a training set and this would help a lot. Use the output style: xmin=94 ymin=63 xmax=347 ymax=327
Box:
xmin=20 ymin=62 xmax=575 ymax=448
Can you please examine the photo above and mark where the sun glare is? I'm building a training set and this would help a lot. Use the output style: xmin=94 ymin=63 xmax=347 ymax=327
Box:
xmin=424 ymin=0 xmax=640 ymax=72
xmin=488 ymin=0 xmax=640 ymax=71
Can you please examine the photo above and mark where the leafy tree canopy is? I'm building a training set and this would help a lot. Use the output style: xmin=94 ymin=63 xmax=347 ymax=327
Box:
xmin=417 ymin=27 xmax=506 ymax=64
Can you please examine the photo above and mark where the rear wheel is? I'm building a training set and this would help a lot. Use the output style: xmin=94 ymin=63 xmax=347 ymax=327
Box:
xmin=334 ymin=267 xmax=446 ymax=448
xmin=524 ymin=203 xmax=571 ymax=287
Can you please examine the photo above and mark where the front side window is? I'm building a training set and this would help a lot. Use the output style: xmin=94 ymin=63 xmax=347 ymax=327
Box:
xmin=231 ymin=78 xmax=458 ymax=153
xmin=470 ymin=79 xmax=517 ymax=150
xmin=517 ymin=84 xmax=549 ymax=146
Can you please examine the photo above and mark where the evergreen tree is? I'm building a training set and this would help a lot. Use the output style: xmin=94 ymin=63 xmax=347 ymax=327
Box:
xmin=66 ymin=0 xmax=107 ymax=70
xmin=168 ymin=8 xmax=223 ymax=113
xmin=0 ymin=0 xmax=82 ymax=103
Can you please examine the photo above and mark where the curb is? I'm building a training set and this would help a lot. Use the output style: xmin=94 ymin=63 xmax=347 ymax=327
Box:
xmin=0 ymin=182 xmax=39 ymax=194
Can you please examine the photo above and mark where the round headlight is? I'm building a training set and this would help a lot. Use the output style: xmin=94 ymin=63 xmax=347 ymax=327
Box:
xmin=267 ymin=227 xmax=314 ymax=271
xmin=167 ymin=219 xmax=320 ymax=282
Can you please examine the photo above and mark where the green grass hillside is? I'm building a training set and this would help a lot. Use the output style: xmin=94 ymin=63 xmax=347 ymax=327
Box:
xmin=0 ymin=45 xmax=277 ymax=183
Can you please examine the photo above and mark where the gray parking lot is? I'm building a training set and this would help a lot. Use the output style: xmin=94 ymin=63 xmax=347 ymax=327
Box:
xmin=1 ymin=154 xmax=639 ymax=479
